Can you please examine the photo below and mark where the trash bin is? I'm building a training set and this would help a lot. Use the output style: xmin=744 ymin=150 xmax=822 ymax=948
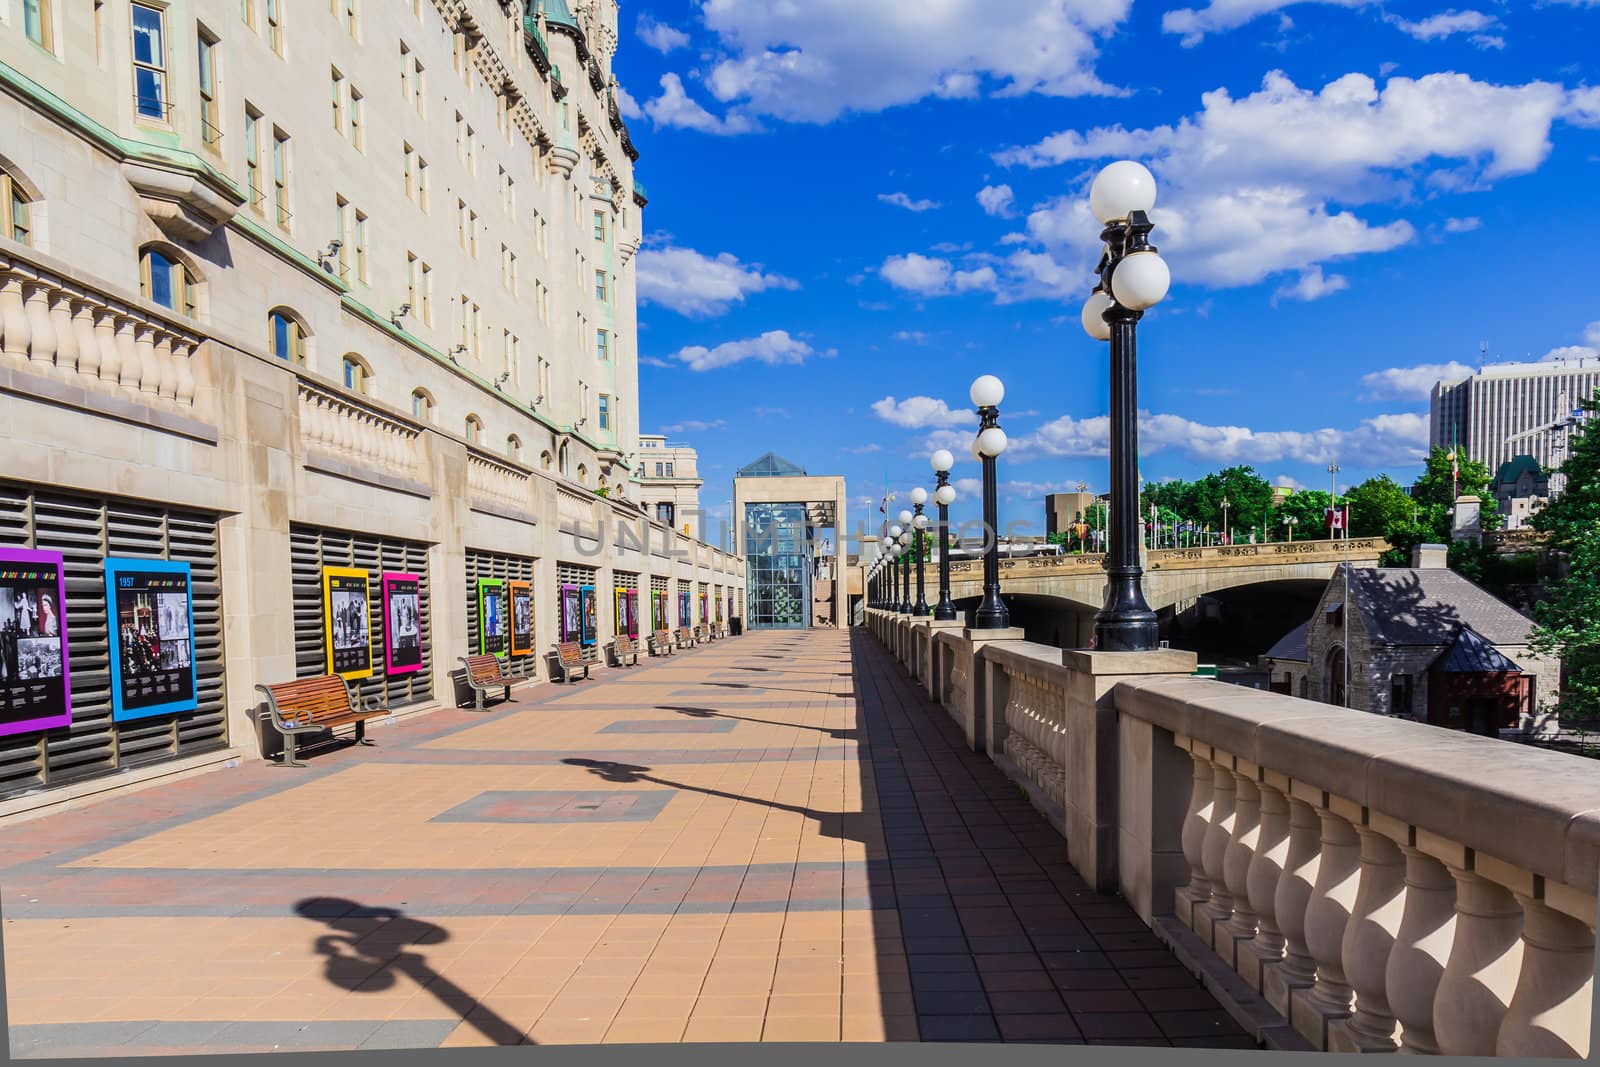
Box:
xmin=729 ymin=617 xmax=743 ymax=636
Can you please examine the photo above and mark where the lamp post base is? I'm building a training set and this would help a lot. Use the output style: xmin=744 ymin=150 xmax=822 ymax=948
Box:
xmin=973 ymin=594 xmax=1010 ymax=631
xmin=1093 ymin=573 xmax=1158 ymax=651
xmin=932 ymin=597 xmax=958 ymax=622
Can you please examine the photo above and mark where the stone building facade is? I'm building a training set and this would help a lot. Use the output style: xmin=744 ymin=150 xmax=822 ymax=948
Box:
xmin=0 ymin=1 xmax=744 ymax=816
xmin=634 ymin=434 xmax=704 ymax=540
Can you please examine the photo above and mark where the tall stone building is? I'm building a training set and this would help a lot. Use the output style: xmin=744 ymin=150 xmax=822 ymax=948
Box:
xmin=1430 ymin=356 xmax=1600 ymax=477
xmin=635 ymin=434 xmax=704 ymax=539
xmin=0 ymin=1 xmax=744 ymax=813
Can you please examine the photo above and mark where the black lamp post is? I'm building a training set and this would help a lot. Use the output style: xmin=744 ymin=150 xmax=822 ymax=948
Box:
xmin=930 ymin=450 xmax=958 ymax=621
xmin=970 ymin=375 xmax=1010 ymax=630
xmin=911 ymin=490 xmax=930 ymax=616
xmin=1080 ymin=161 xmax=1171 ymax=653
xmin=897 ymin=512 xmax=913 ymax=613
xmin=887 ymin=523 xmax=903 ymax=611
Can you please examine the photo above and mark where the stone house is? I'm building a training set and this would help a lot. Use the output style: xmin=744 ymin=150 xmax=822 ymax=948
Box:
xmin=1279 ymin=545 xmax=1560 ymax=737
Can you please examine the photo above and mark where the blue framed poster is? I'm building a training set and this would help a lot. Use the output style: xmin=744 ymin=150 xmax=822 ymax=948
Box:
xmin=0 ymin=547 xmax=72 ymax=736
xmin=104 ymin=557 xmax=198 ymax=722
xmin=579 ymin=585 xmax=596 ymax=647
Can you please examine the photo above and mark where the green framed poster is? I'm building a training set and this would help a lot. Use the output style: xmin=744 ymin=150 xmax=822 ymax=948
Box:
xmin=476 ymin=578 xmax=506 ymax=657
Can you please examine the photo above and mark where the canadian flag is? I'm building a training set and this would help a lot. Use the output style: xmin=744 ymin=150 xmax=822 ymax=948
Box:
xmin=1326 ymin=505 xmax=1349 ymax=531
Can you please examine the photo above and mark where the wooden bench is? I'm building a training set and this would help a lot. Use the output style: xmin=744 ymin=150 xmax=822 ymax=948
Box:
xmin=551 ymin=640 xmax=591 ymax=683
xmin=648 ymin=629 xmax=675 ymax=657
xmin=257 ymin=675 xmax=389 ymax=768
xmin=674 ymin=626 xmax=696 ymax=650
xmin=459 ymin=654 xmax=522 ymax=711
xmin=608 ymin=633 xmax=640 ymax=667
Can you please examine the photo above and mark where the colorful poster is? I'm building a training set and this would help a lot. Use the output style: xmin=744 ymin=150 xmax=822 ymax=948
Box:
xmin=106 ymin=556 xmax=198 ymax=721
xmin=382 ymin=572 xmax=423 ymax=675
xmin=716 ymin=595 xmax=724 ymax=623
xmin=0 ymin=547 xmax=71 ymax=736
xmin=580 ymin=585 xmax=596 ymax=647
xmin=614 ymin=589 xmax=628 ymax=637
xmin=679 ymin=590 xmax=690 ymax=627
xmin=560 ymin=584 xmax=581 ymax=643
xmin=627 ymin=591 xmax=639 ymax=638
xmin=700 ymin=593 xmax=708 ymax=623
xmin=477 ymin=578 xmax=506 ymax=657
xmin=323 ymin=566 xmax=374 ymax=680
xmin=508 ymin=580 xmax=533 ymax=656
xmin=651 ymin=590 xmax=665 ymax=631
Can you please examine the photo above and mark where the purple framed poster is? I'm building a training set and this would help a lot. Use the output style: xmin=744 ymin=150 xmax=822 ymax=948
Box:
xmin=382 ymin=572 xmax=423 ymax=675
xmin=0 ymin=547 xmax=72 ymax=736
xmin=560 ymin=583 xmax=581 ymax=643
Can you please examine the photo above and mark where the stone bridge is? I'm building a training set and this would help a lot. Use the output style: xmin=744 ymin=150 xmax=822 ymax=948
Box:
xmin=940 ymin=537 xmax=1389 ymax=613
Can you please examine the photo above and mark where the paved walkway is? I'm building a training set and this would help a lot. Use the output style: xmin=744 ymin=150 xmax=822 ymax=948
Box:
xmin=1 ymin=629 xmax=1249 ymax=1055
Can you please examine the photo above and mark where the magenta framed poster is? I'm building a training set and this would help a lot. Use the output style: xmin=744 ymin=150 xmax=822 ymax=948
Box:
xmin=0 ymin=547 xmax=71 ymax=736
xmin=382 ymin=572 xmax=423 ymax=675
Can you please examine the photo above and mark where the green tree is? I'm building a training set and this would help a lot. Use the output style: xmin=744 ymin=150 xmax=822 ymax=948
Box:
xmin=1345 ymin=475 xmax=1414 ymax=538
xmin=1274 ymin=489 xmax=1333 ymax=537
xmin=1529 ymin=397 xmax=1600 ymax=724
xmin=1192 ymin=466 xmax=1274 ymax=536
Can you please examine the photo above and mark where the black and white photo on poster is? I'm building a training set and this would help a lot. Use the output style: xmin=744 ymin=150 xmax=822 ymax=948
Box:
xmin=0 ymin=559 xmax=68 ymax=726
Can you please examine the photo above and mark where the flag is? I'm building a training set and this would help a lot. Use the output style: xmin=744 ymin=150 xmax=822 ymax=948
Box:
xmin=1326 ymin=505 xmax=1348 ymax=531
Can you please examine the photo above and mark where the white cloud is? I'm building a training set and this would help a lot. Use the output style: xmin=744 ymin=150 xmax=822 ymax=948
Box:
xmin=880 ymin=253 xmax=997 ymax=296
xmin=1359 ymin=361 xmax=1476 ymax=401
xmin=845 ymin=443 xmax=884 ymax=454
xmin=1015 ymin=408 xmax=1429 ymax=466
xmin=1587 ymin=322 xmax=1600 ymax=347
xmin=996 ymin=70 xmax=1597 ymax=293
xmin=1273 ymin=474 xmax=1304 ymax=489
xmin=1443 ymin=216 xmax=1482 ymax=233
xmin=640 ymin=355 xmax=675 ymax=368
xmin=637 ymin=14 xmax=691 ymax=52
xmin=671 ymin=330 xmax=819 ymax=371
xmin=879 ymin=192 xmax=941 ymax=212
xmin=660 ymin=418 xmax=729 ymax=433
xmin=692 ymin=0 xmax=1132 ymax=127
xmin=977 ymin=184 xmax=1017 ymax=217
xmin=615 ymin=83 xmax=644 ymax=120
xmin=1389 ymin=9 xmax=1496 ymax=41
xmin=636 ymin=245 xmax=798 ymax=317
xmin=894 ymin=330 xmax=930 ymax=343
xmin=871 ymin=396 xmax=978 ymax=429
xmin=954 ymin=477 xmax=985 ymax=498
xmin=1161 ymin=0 xmax=1363 ymax=47
xmin=643 ymin=73 xmax=760 ymax=135
xmin=1535 ymin=322 xmax=1600 ymax=363
xmin=1272 ymin=266 xmax=1349 ymax=304
xmin=999 ymin=232 xmax=1028 ymax=245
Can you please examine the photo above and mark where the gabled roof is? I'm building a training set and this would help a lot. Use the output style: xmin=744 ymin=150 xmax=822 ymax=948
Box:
xmin=1431 ymin=624 xmax=1525 ymax=673
xmin=1265 ymin=620 xmax=1309 ymax=663
xmin=737 ymin=452 xmax=807 ymax=478
xmin=1338 ymin=564 xmax=1533 ymax=647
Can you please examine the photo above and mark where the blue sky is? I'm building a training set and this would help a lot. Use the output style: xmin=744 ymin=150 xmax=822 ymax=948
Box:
xmin=615 ymin=0 xmax=1600 ymax=544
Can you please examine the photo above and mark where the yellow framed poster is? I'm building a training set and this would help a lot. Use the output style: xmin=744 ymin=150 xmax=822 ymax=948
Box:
xmin=323 ymin=566 xmax=375 ymax=679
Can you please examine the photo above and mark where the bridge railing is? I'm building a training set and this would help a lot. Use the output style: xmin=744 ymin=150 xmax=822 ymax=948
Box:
xmin=941 ymin=538 xmax=1391 ymax=581
xmin=861 ymin=607 xmax=1597 ymax=1058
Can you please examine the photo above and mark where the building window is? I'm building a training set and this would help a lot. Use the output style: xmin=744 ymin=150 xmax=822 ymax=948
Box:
xmin=415 ymin=158 xmax=428 ymax=211
xmin=131 ymin=4 xmax=169 ymax=120
xmin=593 ymin=209 xmax=605 ymax=242
xmin=243 ymin=106 xmax=262 ymax=210
xmin=349 ymin=88 xmax=364 ymax=150
xmin=264 ymin=0 xmax=282 ymax=52
xmin=464 ymin=414 xmax=482 ymax=444
xmin=23 ymin=0 xmax=53 ymax=50
xmin=334 ymin=195 xmax=350 ymax=279
xmin=412 ymin=59 xmax=425 ymax=113
xmin=272 ymin=128 xmax=290 ymax=227
xmin=654 ymin=462 xmax=663 ymax=478
xmin=419 ymin=261 xmax=432 ymax=323
xmin=197 ymin=29 xmax=221 ymax=147
xmin=340 ymin=0 xmax=356 ymax=37
xmin=595 ymin=270 xmax=607 ymax=301
xmin=598 ymin=394 xmax=610 ymax=431
xmin=268 ymin=309 xmax=306 ymax=363
xmin=596 ymin=328 xmax=609 ymax=361
xmin=331 ymin=68 xmax=344 ymax=132
xmin=353 ymin=210 xmax=368 ymax=282
xmin=341 ymin=354 xmax=370 ymax=394
xmin=656 ymin=503 xmax=674 ymax=525
xmin=506 ymin=434 xmax=521 ymax=460
xmin=139 ymin=246 xmax=196 ymax=317
xmin=665 ymin=462 xmax=674 ymax=478
xmin=241 ymin=0 xmax=255 ymax=29
xmin=1389 ymin=674 xmax=1414 ymax=718
xmin=1 ymin=168 xmax=32 ymax=246
xmin=410 ymin=388 xmax=434 ymax=422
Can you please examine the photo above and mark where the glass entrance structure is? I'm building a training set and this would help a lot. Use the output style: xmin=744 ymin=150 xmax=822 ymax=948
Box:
xmin=744 ymin=501 xmax=810 ymax=630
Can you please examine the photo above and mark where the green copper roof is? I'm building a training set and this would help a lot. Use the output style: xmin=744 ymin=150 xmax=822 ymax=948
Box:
xmin=1493 ymin=453 xmax=1542 ymax=486
xmin=531 ymin=0 xmax=577 ymax=29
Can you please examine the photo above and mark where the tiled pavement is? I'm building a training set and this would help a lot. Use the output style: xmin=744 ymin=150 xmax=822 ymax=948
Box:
xmin=0 ymin=629 xmax=1252 ymax=1055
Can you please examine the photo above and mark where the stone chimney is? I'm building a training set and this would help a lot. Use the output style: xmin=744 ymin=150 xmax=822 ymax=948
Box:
xmin=1411 ymin=543 xmax=1449 ymax=569
xmin=1451 ymin=495 xmax=1482 ymax=543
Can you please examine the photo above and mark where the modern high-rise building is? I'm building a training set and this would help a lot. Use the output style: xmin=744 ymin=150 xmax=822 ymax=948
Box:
xmin=635 ymin=434 xmax=703 ymax=538
xmin=1430 ymin=357 xmax=1600 ymax=476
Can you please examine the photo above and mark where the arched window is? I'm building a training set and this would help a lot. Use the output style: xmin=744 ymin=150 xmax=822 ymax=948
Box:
xmin=540 ymin=450 xmax=553 ymax=470
xmin=1 ymin=164 xmax=32 ymax=246
xmin=1326 ymin=646 xmax=1346 ymax=708
xmin=576 ymin=463 xmax=588 ymax=486
xmin=341 ymin=353 xmax=371 ymax=395
xmin=411 ymin=388 xmax=435 ymax=423
xmin=464 ymin=413 xmax=483 ymax=444
xmin=139 ymin=245 xmax=197 ymax=316
xmin=268 ymin=308 xmax=307 ymax=364
xmin=506 ymin=434 xmax=522 ymax=460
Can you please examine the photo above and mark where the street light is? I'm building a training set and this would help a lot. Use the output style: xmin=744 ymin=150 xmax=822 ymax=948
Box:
xmin=930 ymin=450 xmax=958 ymax=621
xmin=911 ymin=487 xmax=930 ymax=616
xmin=897 ymin=510 xmax=914 ymax=613
xmin=1220 ymin=495 xmax=1231 ymax=546
xmin=888 ymin=524 xmax=902 ymax=610
xmin=1284 ymin=515 xmax=1298 ymax=542
xmin=1082 ymin=159 xmax=1170 ymax=652
xmin=970 ymin=375 xmax=1010 ymax=629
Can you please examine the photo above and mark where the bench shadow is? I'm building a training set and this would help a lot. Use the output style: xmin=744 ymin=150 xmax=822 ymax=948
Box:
xmin=293 ymin=897 xmax=532 ymax=1046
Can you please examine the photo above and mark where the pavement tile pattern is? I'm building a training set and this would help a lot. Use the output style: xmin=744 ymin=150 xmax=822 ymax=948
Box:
xmin=0 ymin=629 xmax=1252 ymax=1054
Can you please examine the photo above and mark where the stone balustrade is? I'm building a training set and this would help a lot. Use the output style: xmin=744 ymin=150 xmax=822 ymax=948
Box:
xmin=296 ymin=380 xmax=424 ymax=483
xmin=466 ymin=447 xmax=532 ymax=511
xmin=864 ymin=608 xmax=1598 ymax=1058
xmin=1 ymin=249 xmax=209 ymax=414
xmin=556 ymin=486 xmax=598 ymax=533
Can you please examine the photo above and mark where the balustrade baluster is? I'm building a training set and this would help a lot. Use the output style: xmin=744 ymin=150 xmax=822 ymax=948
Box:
xmin=173 ymin=338 xmax=195 ymax=405
xmin=1297 ymin=801 xmax=1361 ymax=1046
xmin=1240 ymin=776 xmax=1290 ymax=991
xmin=1495 ymin=894 xmax=1594 ymax=1059
xmin=134 ymin=322 xmax=159 ymax=393
xmin=93 ymin=309 xmax=119 ymax=382
xmin=0 ymin=274 xmax=27 ymax=359
xmin=70 ymin=298 xmax=98 ymax=379
xmin=1198 ymin=755 xmax=1238 ymax=942
xmin=1331 ymin=822 xmax=1406 ymax=1051
xmin=23 ymin=280 xmax=54 ymax=373
xmin=1385 ymin=843 xmax=1455 ymax=1055
xmin=1177 ymin=747 xmax=1214 ymax=929
xmin=1433 ymin=865 xmax=1524 ymax=1056
xmin=1265 ymin=792 xmax=1323 ymax=1019
xmin=114 ymin=315 xmax=139 ymax=389
xmin=153 ymin=331 xmax=177 ymax=399
xmin=1219 ymin=767 xmax=1261 ymax=966
xmin=48 ymin=288 xmax=75 ymax=375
